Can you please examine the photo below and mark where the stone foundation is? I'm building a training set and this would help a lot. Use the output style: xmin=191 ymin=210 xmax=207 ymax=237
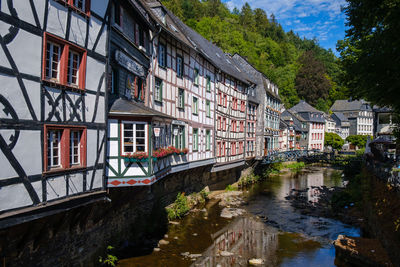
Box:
xmin=0 ymin=164 xmax=243 ymax=267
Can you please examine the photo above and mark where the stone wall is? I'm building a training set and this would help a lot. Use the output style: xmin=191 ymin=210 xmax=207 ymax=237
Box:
xmin=0 ymin=165 xmax=243 ymax=267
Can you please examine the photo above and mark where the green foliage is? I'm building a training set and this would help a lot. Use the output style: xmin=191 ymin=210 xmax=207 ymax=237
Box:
xmin=338 ymin=0 xmax=400 ymax=113
xmin=225 ymin=184 xmax=238 ymax=191
xmin=285 ymin=162 xmax=306 ymax=172
xmin=161 ymin=0 xmax=347 ymax=108
xmin=295 ymin=51 xmax=331 ymax=106
xmin=99 ymin=246 xmax=118 ymax=267
xmin=166 ymin=192 xmax=190 ymax=220
xmin=325 ymin=132 xmax=345 ymax=150
xmin=346 ymin=135 xmax=369 ymax=148
xmin=238 ymin=172 xmax=261 ymax=187
xmin=199 ymin=189 xmax=209 ymax=200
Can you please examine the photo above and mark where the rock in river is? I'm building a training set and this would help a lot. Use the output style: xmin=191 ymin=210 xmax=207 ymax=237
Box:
xmin=220 ymin=208 xmax=246 ymax=219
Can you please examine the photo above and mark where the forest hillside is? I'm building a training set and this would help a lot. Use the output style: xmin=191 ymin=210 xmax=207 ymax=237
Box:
xmin=162 ymin=0 xmax=349 ymax=110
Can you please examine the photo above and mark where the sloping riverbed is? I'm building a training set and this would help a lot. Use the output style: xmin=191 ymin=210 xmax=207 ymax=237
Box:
xmin=118 ymin=166 xmax=360 ymax=267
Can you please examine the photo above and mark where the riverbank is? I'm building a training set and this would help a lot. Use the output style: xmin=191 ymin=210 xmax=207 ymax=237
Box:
xmin=117 ymin=165 xmax=362 ymax=266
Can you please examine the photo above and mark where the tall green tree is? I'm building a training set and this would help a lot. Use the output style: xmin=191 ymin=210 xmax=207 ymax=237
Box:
xmin=295 ymin=51 xmax=331 ymax=106
xmin=338 ymin=0 xmax=400 ymax=112
xmin=325 ymin=132 xmax=345 ymax=150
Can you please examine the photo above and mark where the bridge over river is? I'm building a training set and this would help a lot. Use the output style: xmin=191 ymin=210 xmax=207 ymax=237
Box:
xmin=261 ymin=150 xmax=358 ymax=164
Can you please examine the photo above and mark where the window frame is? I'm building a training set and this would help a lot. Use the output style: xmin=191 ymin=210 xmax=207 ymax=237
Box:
xmin=193 ymin=68 xmax=199 ymax=86
xmin=55 ymin=0 xmax=91 ymax=17
xmin=178 ymin=88 xmax=185 ymax=109
xmin=43 ymin=125 xmax=87 ymax=173
xmin=206 ymin=130 xmax=211 ymax=151
xmin=154 ymin=77 xmax=163 ymax=103
xmin=158 ymin=42 xmax=167 ymax=68
xmin=192 ymin=96 xmax=198 ymax=115
xmin=42 ymin=32 xmax=87 ymax=91
xmin=193 ymin=128 xmax=198 ymax=151
xmin=176 ymin=55 xmax=184 ymax=77
xmin=121 ymin=121 xmax=148 ymax=156
xmin=206 ymin=100 xmax=211 ymax=118
xmin=206 ymin=75 xmax=211 ymax=92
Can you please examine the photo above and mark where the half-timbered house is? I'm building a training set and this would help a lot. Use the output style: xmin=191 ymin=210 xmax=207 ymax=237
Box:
xmin=142 ymin=0 xmax=216 ymax=174
xmin=106 ymin=0 xmax=178 ymax=187
xmin=164 ymin=17 xmax=252 ymax=172
xmin=264 ymin=80 xmax=281 ymax=155
xmin=0 ymin=1 xmax=108 ymax=217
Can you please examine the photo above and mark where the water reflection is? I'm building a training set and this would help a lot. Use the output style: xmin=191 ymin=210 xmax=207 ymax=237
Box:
xmin=118 ymin=167 xmax=360 ymax=267
xmin=192 ymin=217 xmax=279 ymax=266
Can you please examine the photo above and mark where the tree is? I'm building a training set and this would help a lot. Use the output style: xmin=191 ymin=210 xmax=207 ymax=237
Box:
xmin=346 ymin=135 xmax=369 ymax=149
xmin=338 ymin=0 xmax=400 ymax=113
xmin=295 ymin=51 xmax=331 ymax=106
xmin=325 ymin=132 xmax=345 ymax=150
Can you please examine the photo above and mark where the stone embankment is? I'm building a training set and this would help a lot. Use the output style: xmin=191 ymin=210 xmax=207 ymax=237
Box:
xmin=334 ymin=235 xmax=393 ymax=267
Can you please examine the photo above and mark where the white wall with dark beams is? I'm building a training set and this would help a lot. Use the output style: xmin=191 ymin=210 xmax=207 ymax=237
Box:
xmin=0 ymin=0 xmax=108 ymax=215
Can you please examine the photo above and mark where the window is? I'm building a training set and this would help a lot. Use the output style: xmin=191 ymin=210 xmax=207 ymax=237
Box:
xmin=70 ymin=130 xmax=81 ymax=165
xmin=232 ymin=98 xmax=237 ymax=110
xmin=173 ymin=125 xmax=185 ymax=149
xmin=178 ymin=88 xmax=184 ymax=109
xmin=44 ymin=125 xmax=86 ymax=172
xmin=176 ymin=55 xmax=183 ymax=77
xmin=231 ymin=142 xmax=236 ymax=156
xmin=206 ymin=75 xmax=211 ymax=92
xmin=231 ymin=120 xmax=236 ymax=132
xmin=122 ymin=122 xmax=147 ymax=154
xmin=240 ymin=121 xmax=244 ymax=132
xmin=222 ymin=142 xmax=226 ymax=156
xmin=192 ymin=97 xmax=198 ymax=115
xmin=217 ymin=141 xmax=221 ymax=157
xmin=217 ymin=116 xmax=221 ymax=130
xmin=239 ymin=142 xmax=243 ymax=154
xmin=193 ymin=68 xmax=199 ymax=86
xmin=206 ymin=130 xmax=211 ymax=150
xmin=43 ymin=33 xmax=87 ymax=90
xmin=222 ymin=118 xmax=226 ymax=131
xmin=158 ymin=43 xmax=166 ymax=67
xmin=193 ymin=128 xmax=198 ymax=151
xmin=206 ymin=100 xmax=211 ymax=117
xmin=59 ymin=0 xmax=90 ymax=15
xmin=155 ymin=78 xmax=163 ymax=102
xmin=224 ymin=94 xmax=227 ymax=107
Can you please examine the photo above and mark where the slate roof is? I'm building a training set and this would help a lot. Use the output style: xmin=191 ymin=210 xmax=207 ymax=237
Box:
xmin=109 ymin=98 xmax=174 ymax=119
xmin=280 ymin=119 xmax=288 ymax=130
xmin=331 ymin=99 xmax=371 ymax=112
xmin=282 ymin=110 xmax=308 ymax=132
xmin=331 ymin=112 xmax=350 ymax=128
xmin=167 ymin=11 xmax=251 ymax=84
xmin=323 ymin=112 xmax=335 ymax=122
xmin=290 ymin=100 xmax=322 ymax=114
xmin=139 ymin=0 xmax=194 ymax=49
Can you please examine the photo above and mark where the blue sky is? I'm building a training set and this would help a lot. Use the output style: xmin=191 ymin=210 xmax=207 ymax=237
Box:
xmin=223 ymin=0 xmax=347 ymax=55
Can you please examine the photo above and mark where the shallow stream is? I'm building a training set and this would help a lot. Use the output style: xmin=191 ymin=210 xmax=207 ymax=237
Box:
xmin=118 ymin=166 xmax=360 ymax=267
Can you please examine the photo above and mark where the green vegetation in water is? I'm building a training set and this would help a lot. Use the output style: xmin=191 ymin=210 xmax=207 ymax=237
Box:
xmin=166 ymin=192 xmax=190 ymax=221
xmin=238 ymin=171 xmax=262 ymax=187
xmin=166 ymin=190 xmax=209 ymax=220
xmin=225 ymin=184 xmax=238 ymax=191
xmin=99 ymin=246 xmax=118 ymax=267
xmin=286 ymin=162 xmax=306 ymax=172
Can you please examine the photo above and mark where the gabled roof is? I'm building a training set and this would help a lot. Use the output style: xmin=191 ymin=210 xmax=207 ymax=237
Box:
xmin=282 ymin=110 xmax=308 ymax=132
xmin=290 ymin=100 xmax=323 ymax=114
xmin=331 ymin=99 xmax=371 ymax=112
xmin=109 ymin=98 xmax=174 ymax=119
xmin=139 ymin=0 xmax=194 ymax=49
xmin=323 ymin=112 xmax=334 ymax=122
xmin=167 ymin=11 xmax=251 ymax=84
xmin=332 ymin=112 xmax=349 ymax=122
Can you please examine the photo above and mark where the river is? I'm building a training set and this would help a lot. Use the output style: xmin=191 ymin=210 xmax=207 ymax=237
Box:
xmin=118 ymin=166 xmax=360 ymax=267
